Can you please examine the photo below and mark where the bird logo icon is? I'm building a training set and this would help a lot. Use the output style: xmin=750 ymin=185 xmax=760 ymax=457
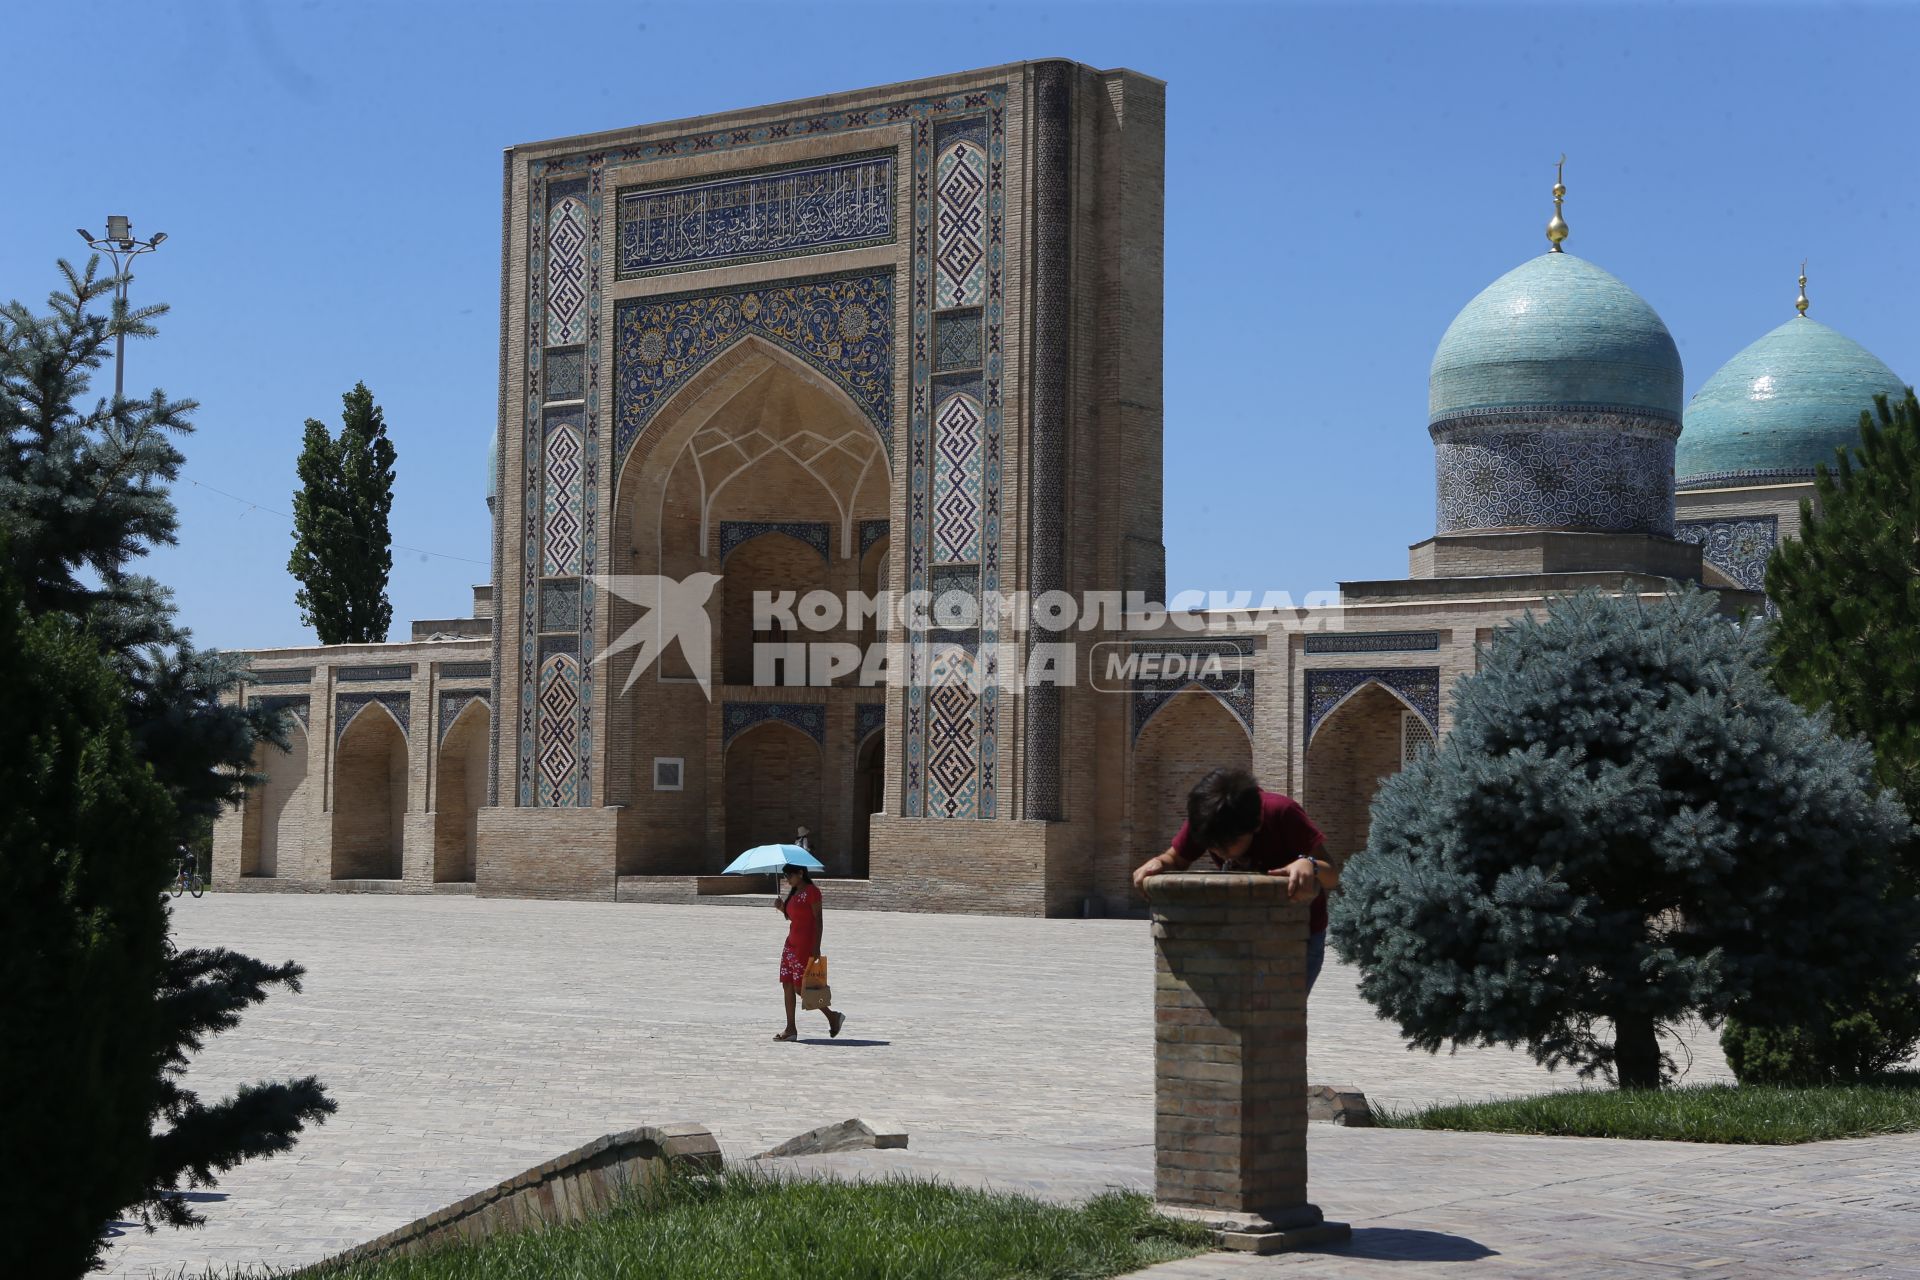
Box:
xmin=591 ymin=573 xmax=723 ymax=699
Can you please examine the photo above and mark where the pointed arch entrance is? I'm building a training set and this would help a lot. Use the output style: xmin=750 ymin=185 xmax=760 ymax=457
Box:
xmin=332 ymin=703 xmax=408 ymax=880
xmin=434 ymin=699 xmax=490 ymax=883
xmin=610 ymin=336 xmax=889 ymax=874
xmin=241 ymin=722 xmax=310 ymax=879
xmin=1304 ymin=678 xmax=1433 ymax=861
xmin=1129 ymin=686 xmax=1253 ymax=891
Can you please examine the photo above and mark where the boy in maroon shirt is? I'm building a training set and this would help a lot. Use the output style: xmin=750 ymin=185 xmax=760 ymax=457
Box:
xmin=1131 ymin=767 xmax=1340 ymax=992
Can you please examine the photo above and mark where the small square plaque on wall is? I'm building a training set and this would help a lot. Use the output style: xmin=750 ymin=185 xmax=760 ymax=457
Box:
xmin=653 ymin=758 xmax=684 ymax=791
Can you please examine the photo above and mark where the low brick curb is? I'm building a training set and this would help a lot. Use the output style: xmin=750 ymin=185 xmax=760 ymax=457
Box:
xmin=304 ymin=1122 xmax=720 ymax=1271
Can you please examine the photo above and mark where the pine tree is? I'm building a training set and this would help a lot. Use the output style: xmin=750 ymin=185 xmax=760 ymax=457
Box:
xmin=0 ymin=258 xmax=334 ymax=1274
xmin=1329 ymin=587 xmax=1916 ymax=1089
xmin=288 ymin=382 xmax=396 ymax=644
xmin=1768 ymin=389 xmax=1920 ymax=884
xmin=1718 ymin=388 xmax=1920 ymax=1083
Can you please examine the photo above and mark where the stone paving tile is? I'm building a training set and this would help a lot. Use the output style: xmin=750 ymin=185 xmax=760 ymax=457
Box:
xmin=104 ymin=894 xmax=1897 ymax=1279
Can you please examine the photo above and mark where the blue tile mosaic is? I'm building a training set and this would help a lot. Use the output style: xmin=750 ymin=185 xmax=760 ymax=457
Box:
xmin=719 ymin=521 xmax=830 ymax=564
xmin=723 ymin=701 xmax=827 ymax=747
xmin=335 ymin=692 xmax=410 ymax=743
xmin=859 ymin=518 xmax=890 ymax=557
xmin=248 ymin=693 xmax=309 ymax=730
xmin=615 ymin=271 xmax=893 ymax=457
xmin=1432 ymin=417 xmax=1677 ymax=536
xmin=855 ymin=702 xmax=886 ymax=745
xmin=438 ymin=690 xmax=489 ymax=743
xmin=617 ymin=151 xmax=894 ymax=278
xmin=336 ymin=664 xmax=414 ymax=683
xmin=1305 ymin=631 xmax=1441 ymax=654
xmin=1675 ymin=516 xmax=1778 ymax=593
xmin=1304 ymin=668 xmax=1439 ymax=746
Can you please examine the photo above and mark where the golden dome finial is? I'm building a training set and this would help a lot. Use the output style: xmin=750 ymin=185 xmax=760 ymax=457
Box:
xmin=1547 ymin=155 xmax=1569 ymax=252
xmin=1795 ymin=260 xmax=1809 ymax=317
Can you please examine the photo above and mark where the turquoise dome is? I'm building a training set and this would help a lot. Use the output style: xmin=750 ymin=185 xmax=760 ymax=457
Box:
xmin=1677 ymin=317 xmax=1906 ymax=489
xmin=1429 ymin=252 xmax=1683 ymax=425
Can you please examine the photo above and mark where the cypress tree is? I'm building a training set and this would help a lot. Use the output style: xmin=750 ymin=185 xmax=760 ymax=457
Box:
xmin=288 ymin=381 xmax=396 ymax=645
xmin=1330 ymin=587 xmax=1915 ymax=1089
xmin=0 ymin=257 xmax=333 ymax=1274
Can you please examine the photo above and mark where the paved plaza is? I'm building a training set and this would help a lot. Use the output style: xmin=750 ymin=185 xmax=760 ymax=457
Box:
xmin=107 ymin=894 xmax=1920 ymax=1278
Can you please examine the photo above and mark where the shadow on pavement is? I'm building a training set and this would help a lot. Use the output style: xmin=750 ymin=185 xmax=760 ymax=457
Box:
xmin=1325 ymin=1227 xmax=1497 ymax=1262
xmin=800 ymin=1038 xmax=891 ymax=1047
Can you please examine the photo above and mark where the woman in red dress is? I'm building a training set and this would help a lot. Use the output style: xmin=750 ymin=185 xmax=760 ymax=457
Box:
xmin=773 ymin=865 xmax=845 ymax=1041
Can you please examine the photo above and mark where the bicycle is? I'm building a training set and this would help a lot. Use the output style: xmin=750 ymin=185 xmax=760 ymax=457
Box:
xmin=171 ymin=863 xmax=205 ymax=899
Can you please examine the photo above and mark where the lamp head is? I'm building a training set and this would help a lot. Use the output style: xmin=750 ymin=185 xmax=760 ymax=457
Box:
xmin=150 ymin=231 xmax=168 ymax=247
xmin=106 ymin=214 xmax=131 ymax=241
xmin=77 ymin=228 xmax=96 ymax=243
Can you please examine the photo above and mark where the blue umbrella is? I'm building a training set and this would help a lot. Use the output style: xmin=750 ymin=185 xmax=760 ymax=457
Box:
xmin=723 ymin=843 xmax=825 ymax=875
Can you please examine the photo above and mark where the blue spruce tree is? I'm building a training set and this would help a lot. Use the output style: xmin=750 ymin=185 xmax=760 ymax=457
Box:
xmin=1330 ymin=587 xmax=1914 ymax=1089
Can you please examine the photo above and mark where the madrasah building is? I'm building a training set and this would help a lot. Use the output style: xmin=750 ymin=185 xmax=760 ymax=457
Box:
xmin=211 ymin=61 xmax=1910 ymax=916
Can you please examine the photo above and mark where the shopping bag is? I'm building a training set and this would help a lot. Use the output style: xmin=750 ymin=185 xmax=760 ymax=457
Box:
xmin=800 ymin=956 xmax=832 ymax=1010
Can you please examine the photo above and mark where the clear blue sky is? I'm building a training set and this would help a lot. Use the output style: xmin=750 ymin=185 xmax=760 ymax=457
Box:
xmin=5 ymin=1 xmax=1915 ymax=649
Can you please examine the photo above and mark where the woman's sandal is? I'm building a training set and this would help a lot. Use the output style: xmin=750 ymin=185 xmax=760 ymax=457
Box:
xmin=773 ymin=1029 xmax=798 ymax=1042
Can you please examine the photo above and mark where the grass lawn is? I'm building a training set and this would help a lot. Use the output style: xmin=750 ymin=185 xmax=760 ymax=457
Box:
xmin=291 ymin=1171 xmax=1212 ymax=1280
xmin=1375 ymin=1073 xmax=1920 ymax=1144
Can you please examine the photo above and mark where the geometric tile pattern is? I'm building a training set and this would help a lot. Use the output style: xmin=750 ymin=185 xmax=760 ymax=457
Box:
xmin=907 ymin=100 xmax=1005 ymax=819
xmin=935 ymin=140 xmax=988 ymax=309
xmin=1304 ymin=631 xmax=1442 ymax=654
xmin=542 ymin=417 xmax=584 ymax=577
xmin=722 ymin=701 xmax=826 ymax=748
xmin=1402 ymin=710 xmax=1437 ymax=765
xmin=719 ymin=521 xmax=830 ymax=564
xmin=546 ymin=198 xmax=589 ymax=347
xmin=1304 ymin=667 xmax=1441 ymax=747
xmin=932 ymin=391 xmax=984 ymax=563
xmin=855 ymin=701 xmax=886 ymax=746
xmin=858 ymin=518 xmax=890 ymax=557
xmin=336 ymin=664 xmax=414 ymax=682
xmin=1675 ymin=516 xmax=1778 ymax=594
xmin=536 ymin=653 xmax=582 ymax=807
xmin=248 ymin=693 xmax=310 ymax=731
xmin=545 ymin=348 xmax=585 ymax=403
xmin=539 ymin=579 xmax=582 ymax=632
xmin=335 ymin=692 xmax=410 ymax=744
xmin=925 ymin=643 xmax=980 ymax=820
xmin=438 ymin=691 xmax=489 ymax=744
xmin=1431 ymin=412 xmax=1679 ymax=537
xmin=249 ymin=666 xmax=315 ymax=685
xmin=440 ymin=661 xmax=492 ymax=679
xmin=617 ymin=151 xmax=894 ymax=278
xmin=934 ymin=309 xmax=982 ymax=373
xmin=614 ymin=271 xmax=893 ymax=458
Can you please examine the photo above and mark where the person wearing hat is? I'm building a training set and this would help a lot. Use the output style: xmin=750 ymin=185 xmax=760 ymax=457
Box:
xmin=773 ymin=863 xmax=845 ymax=1041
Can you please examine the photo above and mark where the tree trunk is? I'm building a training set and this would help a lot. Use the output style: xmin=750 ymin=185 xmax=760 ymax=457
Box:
xmin=1614 ymin=1013 xmax=1662 ymax=1089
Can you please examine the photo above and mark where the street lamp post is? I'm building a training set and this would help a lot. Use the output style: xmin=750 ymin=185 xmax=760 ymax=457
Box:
xmin=77 ymin=215 xmax=167 ymax=403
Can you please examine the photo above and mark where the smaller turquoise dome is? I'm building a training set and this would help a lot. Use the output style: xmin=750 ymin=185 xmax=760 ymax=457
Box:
xmin=1678 ymin=318 xmax=1906 ymax=489
xmin=1430 ymin=252 xmax=1683 ymax=425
